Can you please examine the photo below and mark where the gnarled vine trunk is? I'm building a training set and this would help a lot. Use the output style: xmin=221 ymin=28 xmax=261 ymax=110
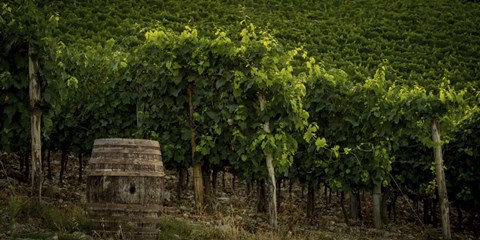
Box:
xmin=340 ymin=191 xmax=350 ymax=225
xmin=176 ymin=168 xmax=188 ymax=199
xmin=257 ymin=179 xmax=267 ymax=212
xmin=59 ymin=146 xmax=69 ymax=184
xmin=307 ymin=181 xmax=315 ymax=219
xmin=349 ymin=191 xmax=361 ymax=220
xmin=202 ymin=164 xmax=215 ymax=213
xmin=78 ymin=153 xmax=83 ymax=183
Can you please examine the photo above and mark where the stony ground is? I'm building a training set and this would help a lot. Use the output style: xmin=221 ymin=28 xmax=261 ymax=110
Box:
xmin=0 ymin=152 xmax=477 ymax=239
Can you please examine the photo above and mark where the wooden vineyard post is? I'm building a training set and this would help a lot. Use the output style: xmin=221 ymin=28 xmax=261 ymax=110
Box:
xmin=259 ymin=93 xmax=278 ymax=228
xmin=188 ymin=84 xmax=204 ymax=211
xmin=432 ymin=118 xmax=451 ymax=239
xmin=373 ymin=183 xmax=383 ymax=229
xmin=29 ymin=43 xmax=42 ymax=202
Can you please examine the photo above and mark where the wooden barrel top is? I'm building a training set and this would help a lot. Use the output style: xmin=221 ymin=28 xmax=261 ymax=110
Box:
xmin=93 ymin=138 xmax=160 ymax=148
xmin=88 ymin=138 xmax=165 ymax=177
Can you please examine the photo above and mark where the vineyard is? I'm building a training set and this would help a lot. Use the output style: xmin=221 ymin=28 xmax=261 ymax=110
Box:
xmin=1 ymin=0 xmax=480 ymax=239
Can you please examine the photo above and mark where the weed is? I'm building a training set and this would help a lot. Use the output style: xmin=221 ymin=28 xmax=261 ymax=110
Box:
xmin=1 ymin=194 xmax=89 ymax=235
xmin=6 ymin=195 xmax=27 ymax=224
xmin=41 ymin=202 xmax=89 ymax=232
xmin=158 ymin=215 xmax=194 ymax=239
xmin=58 ymin=235 xmax=82 ymax=240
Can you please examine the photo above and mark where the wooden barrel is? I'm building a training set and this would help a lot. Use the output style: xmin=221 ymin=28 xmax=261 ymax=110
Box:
xmin=86 ymin=138 xmax=164 ymax=239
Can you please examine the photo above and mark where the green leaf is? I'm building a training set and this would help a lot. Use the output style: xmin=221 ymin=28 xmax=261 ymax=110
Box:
xmin=215 ymin=79 xmax=225 ymax=89
xmin=214 ymin=124 xmax=222 ymax=135
xmin=303 ymin=123 xmax=318 ymax=143
xmin=193 ymin=112 xmax=201 ymax=121
xmin=332 ymin=145 xmax=340 ymax=158
xmin=315 ymin=138 xmax=327 ymax=150
xmin=206 ymin=111 xmax=219 ymax=122
xmin=43 ymin=116 xmax=53 ymax=138
xmin=181 ymin=128 xmax=192 ymax=140
xmin=67 ymin=76 xmax=78 ymax=88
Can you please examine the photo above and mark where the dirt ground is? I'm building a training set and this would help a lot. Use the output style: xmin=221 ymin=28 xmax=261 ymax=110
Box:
xmin=0 ymin=152 xmax=477 ymax=239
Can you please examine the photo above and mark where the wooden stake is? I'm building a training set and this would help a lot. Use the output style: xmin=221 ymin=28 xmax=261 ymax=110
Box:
xmin=259 ymin=93 xmax=277 ymax=228
xmin=432 ymin=118 xmax=451 ymax=239
xmin=188 ymin=84 xmax=204 ymax=210
xmin=373 ymin=184 xmax=383 ymax=229
xmin=29 ymin=43 xmax=42 ymax=202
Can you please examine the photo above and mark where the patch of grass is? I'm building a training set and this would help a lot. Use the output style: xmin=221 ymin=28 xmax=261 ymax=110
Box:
xmin=159 ymin=215 xmax=255 ymax=240
xmin=157 ymin=215 xmax=332 ymax=240
xmin=158 ymin=215 xmax=234 ymax=240
xmin=41 ymin=203 xmax=89 ymax=232
xmin=58 ymin=233 xmax=86 ymax=240
xmin=1 ymin=194 xmax=89 ymax=235
xmin=9 ymin=232 xmax=55 ymax=239
xmin=158 ymin=215 xmax=194 ymax=239
xmin=5 ymin=195 xmax=26 ymax=225
xmin=9 ymin=232 xmax=89 ymax=240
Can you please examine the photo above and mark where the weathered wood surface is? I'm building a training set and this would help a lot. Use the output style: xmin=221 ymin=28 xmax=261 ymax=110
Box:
xmin=373 ymin=184 xmax=383 ymax=229
xmin=29 ymin=43 xmax=42 ymax=202
xmin=259 ymin=93 xmax=278 ymax=228
xmin=432 ymin=120 xmax=451 ymax=239
xmin=86 ymin=138 xmax=165 ymax=239
xmin=188 ymin=84 xmax=204 ymax=211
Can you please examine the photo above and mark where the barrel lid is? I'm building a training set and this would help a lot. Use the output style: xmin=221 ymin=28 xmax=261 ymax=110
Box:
xmin=94 ymin=138 xmax=160 ymax=148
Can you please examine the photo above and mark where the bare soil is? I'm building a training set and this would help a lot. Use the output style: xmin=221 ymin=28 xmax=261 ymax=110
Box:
xmin=0 ymin=152 xmax=477 ymax=239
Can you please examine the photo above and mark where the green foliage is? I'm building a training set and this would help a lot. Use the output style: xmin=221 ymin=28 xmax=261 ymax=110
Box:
xmin=297 ymin=60 xmax=393 ymax=191
xmin=44 ymin=0 xmax=480 ymax=92
xmin=1 ymin=0 xmax=480 ymax=219
xmin=230 ymin=24 xmax=309 ymax=176
xmin=445 ymin=109 xmax=480 ymax=210
xmin=1 ymin=0 xmax=69 ymax=153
